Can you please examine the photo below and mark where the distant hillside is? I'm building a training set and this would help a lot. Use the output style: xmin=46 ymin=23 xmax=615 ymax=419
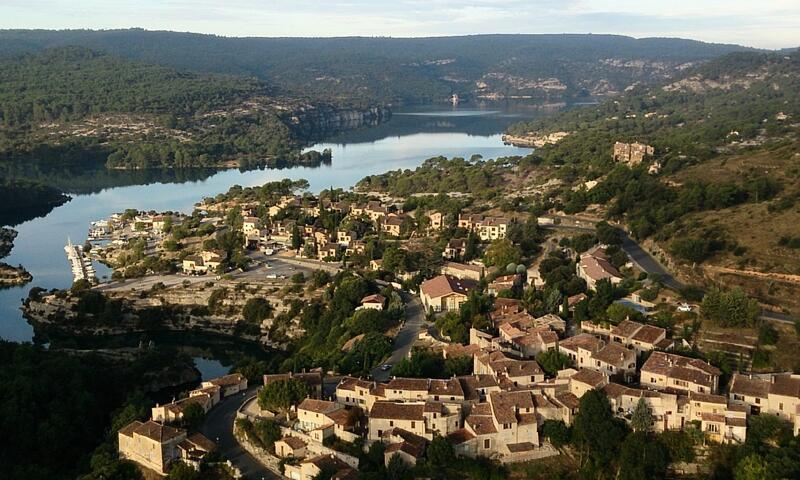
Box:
xmin=0 ymin=46 xmax=326 ymax=171
xmin=0 ymin=29 xmax=756 ymax=103
xmin=507 ymin=50 xmax=800 ymax=313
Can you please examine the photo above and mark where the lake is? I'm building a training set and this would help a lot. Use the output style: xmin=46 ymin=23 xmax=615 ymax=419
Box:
xmin=0 ymin=101 xmax=564 ymax=374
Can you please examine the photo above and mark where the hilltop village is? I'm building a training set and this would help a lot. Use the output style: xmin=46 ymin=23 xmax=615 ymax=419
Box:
xmin=22 ymin=148 xmax=798 ymax=479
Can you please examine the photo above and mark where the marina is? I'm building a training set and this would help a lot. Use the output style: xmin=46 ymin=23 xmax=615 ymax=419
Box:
xmin=64 ymin=238 xmax=97 ymax=284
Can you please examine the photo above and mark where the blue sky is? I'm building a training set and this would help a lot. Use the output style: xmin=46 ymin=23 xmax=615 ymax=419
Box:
xmin=1 ymin=0 xmax=798 ymax=49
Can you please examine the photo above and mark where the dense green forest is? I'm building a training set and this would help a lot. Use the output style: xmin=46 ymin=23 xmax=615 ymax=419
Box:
xmin=0 ymin=179 xmax=69 ymax=226
xmin=0 ymin=47 xmax=321 ymax=171
xmin=0 ymin=341 xmax=199 ymax=480
xmin=0 ymin=30 xmax=754 ymax=103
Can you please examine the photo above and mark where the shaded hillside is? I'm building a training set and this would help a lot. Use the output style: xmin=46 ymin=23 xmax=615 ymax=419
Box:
xmin=0 ymin=30 xmax=755 ymax=103
xmin=0 ymin=46 xmax=333 ymax=171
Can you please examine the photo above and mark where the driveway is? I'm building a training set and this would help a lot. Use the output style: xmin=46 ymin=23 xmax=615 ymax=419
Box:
xmin=200 ymin=387 xmax=279 ymax=480
xmin=371 ymin=292 xmax=427 ymax=382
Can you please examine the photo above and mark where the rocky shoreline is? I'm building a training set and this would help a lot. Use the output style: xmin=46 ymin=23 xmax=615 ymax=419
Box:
xmin=0 ymin=227 xmax=33 ymax=287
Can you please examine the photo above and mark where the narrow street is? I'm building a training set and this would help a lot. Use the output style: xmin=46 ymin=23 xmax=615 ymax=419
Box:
xmin=371 ymin=292 xmax=427 ymax=382
xmin=200 ymin=387 xmax=279 ymax=480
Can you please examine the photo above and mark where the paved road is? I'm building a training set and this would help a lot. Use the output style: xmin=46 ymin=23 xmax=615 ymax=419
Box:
xmin=543 ymin=220 xmax=797 ymax=324
xmin=371 ymin=292 xmax=427 ymax=382
xmin=200 ymin=387 xmax=279 ymax=480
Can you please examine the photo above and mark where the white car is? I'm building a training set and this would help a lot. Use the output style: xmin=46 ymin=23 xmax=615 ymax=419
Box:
xmin=677 ymin=303 xmax=693 ymax=313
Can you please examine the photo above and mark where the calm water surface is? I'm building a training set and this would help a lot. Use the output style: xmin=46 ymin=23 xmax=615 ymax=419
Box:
xmin=0 ymin=102 xmax=561 ymax=373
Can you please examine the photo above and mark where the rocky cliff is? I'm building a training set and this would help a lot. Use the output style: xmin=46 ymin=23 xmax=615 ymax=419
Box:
xmin=287 ymin=105 xmax=392 ymax=142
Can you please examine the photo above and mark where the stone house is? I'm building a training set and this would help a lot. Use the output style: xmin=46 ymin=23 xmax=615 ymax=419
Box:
xmin=419 ymin=274 xmax=477 ymax=313
xmin=641 ymin=351 xmax=721 ymax=395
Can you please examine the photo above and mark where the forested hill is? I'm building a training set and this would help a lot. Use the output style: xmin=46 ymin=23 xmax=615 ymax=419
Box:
xmin=0 ymin=29 xmax=756 ymax=103
xmin=507 ymin=50 xmax=800 ymax=175
xmin=0 ymin=46 xmax=306 ymax=170
xmin=505 ymin=50 xmax=800 ymax=312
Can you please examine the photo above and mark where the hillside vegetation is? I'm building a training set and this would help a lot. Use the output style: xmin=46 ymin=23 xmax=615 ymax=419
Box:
xmin=0 ymin=47 xmax=302 ymax=170
xmin=0 ymin=30 xmax=754 ymax=103
xmin=507 ymin=50 xmax=800 ymax=312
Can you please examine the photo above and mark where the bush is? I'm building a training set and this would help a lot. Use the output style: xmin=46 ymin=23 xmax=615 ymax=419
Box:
xmin=242 ymin=297 xmax=273 ymax=323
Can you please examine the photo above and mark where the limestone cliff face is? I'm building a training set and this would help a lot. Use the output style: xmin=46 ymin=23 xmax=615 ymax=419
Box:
xmin=287 ymin=105 xmax=391 ymax=142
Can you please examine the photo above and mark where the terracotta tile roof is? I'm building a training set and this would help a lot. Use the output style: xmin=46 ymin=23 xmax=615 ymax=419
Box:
xmin=466 ymin=412 xmax=497 ymax=435
xmin=457 ymin=374 xmax=500 ymax=400
xmin=554 ymin=391 xmax=580 ymax=409
xmin=571 ymin=368 xmax=607 ymax=388
xmin=387 ymin=378 xmax=429 ymax=391
xmin=385 ymin=441 xmax=424 ymax=458
xmin=444 ymin=343 xmax=481 ymax=359
xmin=769 ymin=375 xmax=800 ymax=397
xmin=327 ymin=408 xmax=356 ymax=427
xmin=361 ymin=294 xmax=386 ymax=304
xmin=207 ymin=373 xmax=246 ymax=387
xmin=610 ymin=319 xmax=642 ymax=338
xmin=700 ymin=412 xmax=725 ymax=423
xmin=729 ymin=374 xmax=770 ymax=398
xmin=642 ymin=352 xmax=720 ymax=388
xmin=185 ymin=432 xmax=215 ymax=452
xmin=127 ymin=420 xmax=184 ymax=442
xmin=278 ymin=436 xmax=307 ymax=450
xmin=489 ymin=391 xmax=535 ymax=425
xmin=602 ymin=382 xmax=631 ymax=399
xmin=370 ymin=402 xmax=424 ymax=421
xmin=428 ymin=378 xmax=464 ymax=397
xmin=119 ymin=420 xmax=143 ymax=437
xmin=593 ymin=342 xmax=634 ymax=366
xmin=336 ymin=376 xmax=375 ymax=392
xmin=726 ymin=416 xmax=747 ymax=427
xmin=568 ymin=293 xmax=588 ymax=306
xmin=689 ymin=391 xmax=727 ymax=404
xmin=631 ymin=325 xmax=666 ymax=345
xmin=559 ymin=333 xmax=604 ymax=354
xmin=383 ymin=427 xmax=427 ymax=449
xmin=298 ymin=398 xmax=339 ymax=414
xmin=579 ymin=253 xmax=621 ymax=281
xmin=304 ymin=454 xmax=351 ymax=472
xmin=420 ymin=274 xmax=477 ymax=299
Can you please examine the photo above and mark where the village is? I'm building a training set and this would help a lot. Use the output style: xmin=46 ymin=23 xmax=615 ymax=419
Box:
xmin=79 ymin=145 xmax=800 ymax=479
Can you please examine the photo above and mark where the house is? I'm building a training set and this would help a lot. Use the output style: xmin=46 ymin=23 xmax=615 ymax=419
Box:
xmin=641 ymin=351 xmax=721 ymax=395
xmin=419 ymin=274 xmax=477 ymax=313
xmin=336 ymin=377 xmax=381 ymax=409
xmin=318 ymin=242 xmax=341 ymax=261
xmin=284 ymin=454 xmax=356 ymax=480
xmin=182 ymin=250 xmax=227 ymax=275
xmin=382 ymin=428 xmax=427 ymax=467
xmin=274 ymin=436 xmax=307 ymax=458
xmin=336 ymin=230 xmax=357 ymax=246
xmin=582 ymin=319 xmax=668 ymax=353
xmin=475 ymin=217 xmax=509 ymax=241
xmin=151 ymin=394 xmax=213 ymax=423
xmin=576 ymin=246 xmax=623 ymax=291
xmin=264 ymin=371 xmax=324 ymax=398
xmin=296 ymin=398 xmax=349 ymax=442
xmin=201 ymin=373 xmax=247 ymax=398
xmin=358 ymin=294 xmax=386 ymax=311
xmin=474 ymin=350 xmax=545 ymax=387
xmin=440 ymin=261 xmax=484 ymax=281
xmin=729 ymin=373 xmax=800 ymax=421
xmin=458 ymin=214 xmax=484 ymax=230
xmin=152 ymin=215 xmax=174 ymax=233
xmin=613 ymin=142 xmax=654 ymax=165
xmin=242 ymin=217 xmax=261 ymax=236
xmin=383 ymin=377 xmax=465 ymax=403
xmin=556 ymin=332 xmax=636 ymax=381
xmin=370 ymin=259 xmax=383 ymax=271
xmin=569 ymin=369 xmax=609 ymax=398
xmin=457 ymin=391 xmax=540 ymax=460
xmin=368 ymin=402 xmax=427 ymax=440
xmin=118 ymin=421 xmax=213 ymax=475
xmin=176 ymin=432 xmax=216 ymax=471
xmin=488 ymin=274 xmax=521 ymax=296
xmin=382 ymin=215 xmax=405 ymax=237
xmin=442 ymin=238 xmax=467 ymax=260
xmin=427 ymin=211 xmax=444 ymax=231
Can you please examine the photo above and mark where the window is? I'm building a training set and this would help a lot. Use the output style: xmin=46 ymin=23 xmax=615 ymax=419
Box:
xmin=780 ymin=403 xmax=784 ymax=411
xmin=503 ymin=423 xmax=511 ymax=430
xmin=484 ymin=439 xmax=490 ymax=449
xmin=411 ymin=421 xmax=416 ymax=429
xmin=755 ymin=398 xmax=761 ymax=404
xmin=389 ymin=421 xmax=394 ymax=427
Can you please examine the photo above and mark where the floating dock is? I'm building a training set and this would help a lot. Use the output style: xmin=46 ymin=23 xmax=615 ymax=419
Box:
xmin=64 ymin=238 xmax=97 ymax=284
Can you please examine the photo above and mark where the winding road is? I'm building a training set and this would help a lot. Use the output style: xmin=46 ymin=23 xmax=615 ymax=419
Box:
xmin=541 ymin=218 xmax=796 ymax=324
xmin=200 ymin=387 xmax=279 ymax=480
xmin=371 ymin=292 xmax=427 ymax=382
